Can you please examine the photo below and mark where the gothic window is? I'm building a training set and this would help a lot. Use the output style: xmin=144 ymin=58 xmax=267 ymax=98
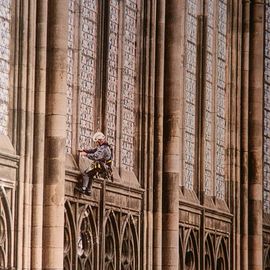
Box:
xmin=78 ymin=0 xmax=99 ymax=149
xmin=204 ymin=0 xmax=228 ymax=200
xmin=183 ymin=0 xmax=200 ymax=190
xmin=103 ymin=0 xmax=141 ymax=172
xmin=216 ymin=239 xmax=228 ymax=270
xmin=264 ymin=0 xmax=270 ymax=213
xmin=121 ymin=221 xmax=137 ymax=270
xmin=0 ymin=0 xmax=11 ymax=136
xmin=105 ymin=0 xmax=121 ymax=155
xmin=66 ymin=0 xmax=76 ymax=153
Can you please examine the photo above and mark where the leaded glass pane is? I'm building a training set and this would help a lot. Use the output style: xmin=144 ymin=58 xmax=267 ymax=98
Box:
xmin=184 ymin=0 xmax=199 ymax=190
xmin=0 ymin=0 xmax=11 ymax=136
xmin=79 ymin=0 xmax=98 ymax=149
xmin=264 ymin=1 xmax=270 ymax=213
xmin=215 ymin=0 xmax=227 ymax=200
xmin=106 ymin=0 xmax=120 ymax=154
xmin=66 ymin=0 xmax=75 ymax=153
xmin=204 ymin=0 xmax=214 ymax=195
xmin=121 ymin=0 xmax=138 ymax=171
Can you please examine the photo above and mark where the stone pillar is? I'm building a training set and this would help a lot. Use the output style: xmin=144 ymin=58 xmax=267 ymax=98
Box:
xmin=162 ymin=1 xmax=181 ymax=269
xmin=31 ymin=0 xmax=47 ymax=269
xmin=153 ymin=0 xmax=165 ymax=269
xmin=248 ymin=1 xmax=264 ymax=270
xmin=42 ymin=0 xmax=67 ymax=269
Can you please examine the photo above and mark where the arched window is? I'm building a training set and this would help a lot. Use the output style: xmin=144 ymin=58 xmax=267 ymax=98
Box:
xmin=182 ymin=0 xmax=228 ymax=200
xmin=204 ymin=0 xmax=228 ymax=200
xmin=0 ymin=0 xmax=12 ymax=136
xmin=66 ymin=0 xmax=142 ymax=176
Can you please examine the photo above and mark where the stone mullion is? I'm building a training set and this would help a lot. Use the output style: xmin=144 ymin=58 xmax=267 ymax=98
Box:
xmin=248 ymin=1 xmax=264 ymax=270
xmin=162 ymin=1 xmax=181 ymax=269
xmin=31 ymin=0 xmax=47 ymax=269
xmin=42 ymin=0 xmax=67 ymax=269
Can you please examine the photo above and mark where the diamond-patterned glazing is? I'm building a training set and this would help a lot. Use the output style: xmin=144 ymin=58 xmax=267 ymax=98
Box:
xmin=0 ymin=0 xmax=11 ymax=136
xmin=184 ymin=0 xmax=199 ymax=190
xmin=106 ymin=0 xmax=120 ymax=155
xmin=264 ymin=1 xmax=270 ymax=213
xmin=66 ymin=0 xmax=75 ymax=153
xmin=215 ymin=0 xmax=227 ymax=200
xmin=204 ymin=0 xmax=214 ymax=195
xmin=79 ymin=0 xmax=98 ymax=149
xmin=121 ymin=0 xmax=137 ymax=171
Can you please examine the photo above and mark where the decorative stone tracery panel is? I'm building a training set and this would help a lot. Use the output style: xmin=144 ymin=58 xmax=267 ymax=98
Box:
xmin=0 ymin=0 xmax=11 ymax=135
xmin=104 ymin=213 xmax=118 ymax=270
xmin=121 ymin=220 xmax=137 ymax=270
xmin=264 ymin=1 xmax=270 ymax=213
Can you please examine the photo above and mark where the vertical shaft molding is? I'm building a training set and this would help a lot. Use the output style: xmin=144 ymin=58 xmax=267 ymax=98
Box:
xmin=248 ymin=1 xmax=264 ymax=270
xmin=162 ymin=1 xmax=181 ymax=269
xmin=42 ymin=0 xmax=68 ymax=269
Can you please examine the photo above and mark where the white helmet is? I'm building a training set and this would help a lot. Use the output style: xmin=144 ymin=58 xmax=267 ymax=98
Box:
xmin=92 ymin=131 xmax=106 ymax=142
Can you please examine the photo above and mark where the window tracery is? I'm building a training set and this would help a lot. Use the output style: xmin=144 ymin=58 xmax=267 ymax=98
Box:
xmin=0 ymin=0 xmax=11 ymax=135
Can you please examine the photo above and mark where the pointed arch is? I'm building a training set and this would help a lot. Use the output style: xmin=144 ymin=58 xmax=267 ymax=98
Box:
xmin=104 ymin=210 xmax=120 ymax=270
xmin=120 ymin=214 xmax=138 ymax=270
xmin=64 ymin=200 xmax=76 ymax=270
xmin=264 ymin=246 xmax=270 ymax=269
xmin=0 ymin=186 xmax=13 ymax=269
xmin=77 ymin=205 xmax=98 ymax=270
xmin=205 ymin=233 xmax=215 ymax=270
xmin=216 ymin=237 xmax=229 ymax=270
xmin=184 ymin=229 xmax=199 ymax=270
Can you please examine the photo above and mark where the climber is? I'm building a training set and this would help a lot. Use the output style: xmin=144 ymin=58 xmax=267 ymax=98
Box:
xmin=74 ymin=132 xmax=113 ymax=196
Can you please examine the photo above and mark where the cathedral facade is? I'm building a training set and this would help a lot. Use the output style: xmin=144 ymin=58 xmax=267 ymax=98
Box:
xmin=0 ymin=0 xmax=269 ymax=269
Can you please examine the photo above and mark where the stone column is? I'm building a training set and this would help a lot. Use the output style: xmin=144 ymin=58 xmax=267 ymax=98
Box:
xmin=162 ymin=1 xmax=181 ymax=269
xmin=248 ymin=1 xmax=264 ymax=270
xmin=42 ymin=0 xmax=67 ymax=269
xmin=153 ymin=0 xmax=165 ymax=269
xmin=31 ymin=0 xmax=47 ymax=269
